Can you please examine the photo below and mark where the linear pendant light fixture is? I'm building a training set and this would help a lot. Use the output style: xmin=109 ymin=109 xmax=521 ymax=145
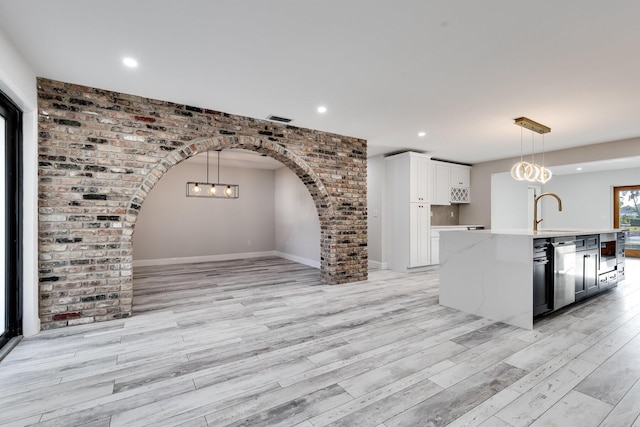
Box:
xmin=186 ymin=150 xmax=239 ymax=198
xmin=510 ymin=117 xmax=552 ymax=183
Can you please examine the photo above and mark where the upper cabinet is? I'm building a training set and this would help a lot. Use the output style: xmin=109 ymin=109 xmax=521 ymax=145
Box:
xmin=430 ymin=161 xmax=471 ymax=205
xmin=409 ymin=154 xmax=430 ymax=203
xmin=449 ymin=164 xmax=471 ymax=203
xmin=431 ymin=162 xmax=451 ymax=205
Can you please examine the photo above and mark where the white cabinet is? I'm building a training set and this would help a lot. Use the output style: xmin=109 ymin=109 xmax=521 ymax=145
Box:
xmin=450 ymin=164 xmax=471 ymax=203
xmin=431 ymin=161 xmax=471 ymax=204
xmin=450 ymin=164 xmax=470 ymax=188
xmin=410 ymin=154 xmax=430 ymax=203
xmin=385 ymin=152 xmax=432 ymax=271
xmin=410 ymin=203 xmax=431 ymax=267
xmin=431 ymin=161 xmax=451 ymax=206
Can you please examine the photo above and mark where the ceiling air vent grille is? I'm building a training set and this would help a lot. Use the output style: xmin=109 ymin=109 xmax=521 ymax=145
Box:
xmin=267 ymin=115 xmax=293 ymax=123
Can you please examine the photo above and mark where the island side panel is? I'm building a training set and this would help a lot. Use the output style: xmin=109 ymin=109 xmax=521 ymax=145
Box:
xmin=439 ymin=231 xmax=534 ymax=329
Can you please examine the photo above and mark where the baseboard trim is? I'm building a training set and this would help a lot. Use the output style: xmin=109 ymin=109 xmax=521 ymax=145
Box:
xmin=273 ymin=251 xmax=320 ymax=269
xmin=368 ymin=260 xmax=388 ymax=269
xmin=133 ymin=251 xmax=278 ymax=268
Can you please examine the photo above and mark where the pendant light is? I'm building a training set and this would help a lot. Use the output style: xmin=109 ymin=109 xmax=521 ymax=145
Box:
xmin=510 ymin=117 xmax=552 ymax=183
xmin=186 ymin=150 xmax=239 ymax=198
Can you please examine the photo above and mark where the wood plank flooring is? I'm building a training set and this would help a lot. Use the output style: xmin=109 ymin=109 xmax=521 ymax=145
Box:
xmin=1 ymin=257 xmax=640 ymax=426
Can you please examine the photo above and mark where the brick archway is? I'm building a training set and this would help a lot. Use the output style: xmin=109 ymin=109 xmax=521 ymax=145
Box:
xmin=129 ymin=135 xmax=335 ymax=282
xmin=37 ymin=78 xmax=368 ymax=329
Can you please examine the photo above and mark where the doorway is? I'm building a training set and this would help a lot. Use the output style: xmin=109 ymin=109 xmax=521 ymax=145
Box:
xmin=613 ymin=185 xmax=640 ymax=258
xmin=1 ymin=90 xmax=22 ymax=350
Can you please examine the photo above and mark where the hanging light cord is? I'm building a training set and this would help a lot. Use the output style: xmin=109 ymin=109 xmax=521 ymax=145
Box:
xmin=530 ymin=129 xmax=535 ymax=164
xmin=217 ymin=150 xmax=221 ymax=183
xmin=520 ymin=126 xmax=524 ymax=162
xmin=542 ymin=133 xmax=545 ymax=168
xmin=206 ymin=150 xmax=210 ymax=183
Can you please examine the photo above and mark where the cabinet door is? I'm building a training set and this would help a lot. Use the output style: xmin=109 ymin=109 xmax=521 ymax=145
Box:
xmin=575 ymin=251 xmax=597 ymax=302
xmin=450 ymin=165 xmax=470 ymax=187
xmin=584 ymin=250 xmax=598 ymax=295
xmin=409 ymin=204 xmax=430 ymax=267
xmin=533 ymin=257 xmax=552 ymax=316
xmin=431 ymin=163 xmax=451 ymax=205
xmin=410 ymin=155 xmax=430 ymax=203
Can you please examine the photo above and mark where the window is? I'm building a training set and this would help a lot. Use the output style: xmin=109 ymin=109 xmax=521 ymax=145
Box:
xmin=613 ymin=185 xmax=640 ymax=258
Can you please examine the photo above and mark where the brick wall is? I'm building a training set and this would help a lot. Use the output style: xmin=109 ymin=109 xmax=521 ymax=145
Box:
xmin=37 ymin=78 xmax=368 ymax=329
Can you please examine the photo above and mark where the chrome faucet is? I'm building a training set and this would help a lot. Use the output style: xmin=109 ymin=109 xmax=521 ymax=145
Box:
xmin=533 ymin=192 xmax=562 ymax=231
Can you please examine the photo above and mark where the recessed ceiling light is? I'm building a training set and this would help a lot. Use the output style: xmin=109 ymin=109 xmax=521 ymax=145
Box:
xmin=317 ymin=106 xmax=327 ymax=114
xmin=418 ymin=131 xmax=426 ymax=137
xmin=576 ymin=167 xmax=583 ymax=171
xmin=122 ymin=57 xmax=138 ymax=68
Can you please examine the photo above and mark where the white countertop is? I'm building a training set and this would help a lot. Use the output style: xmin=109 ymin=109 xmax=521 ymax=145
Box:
xmin=431 ymin=225 xmax=484 ymax=230
xmin=445 ymin=228 xmax=622 ymax=238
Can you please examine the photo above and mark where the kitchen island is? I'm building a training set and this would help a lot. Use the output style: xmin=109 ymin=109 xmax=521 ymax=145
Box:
xmin=439 ymin=229 xmax=625 ymax=329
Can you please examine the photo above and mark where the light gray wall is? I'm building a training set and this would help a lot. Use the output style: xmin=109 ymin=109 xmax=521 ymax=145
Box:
xmin=461 ymin=136 xmax=640 ymax=228
xmin=133 ymin=159 xmax=276 ymax=260
xmin=541 ymin=167 xmax=640 ymax=230
xmin=0 ymin=28 xmax=40 ymax=336
xmin=491 ymin=173 xmax=531 ymax=230
xmin=366 ymin=155 xmax=386 ymax=266
xmin=274 ymin=167 xmax=320 ymax=266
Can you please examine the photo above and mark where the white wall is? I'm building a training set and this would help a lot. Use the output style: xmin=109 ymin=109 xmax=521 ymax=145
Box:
xmin=491 ymin=173 xmax=531 ymax=230
xmin=366 ymin=155 xmax=386 ymax=268
xmin=540 ymin=167 xmax=640 ymax=230
xmin=461 ymin=137 xmax=640 ymax=228
xmin=133 ymin=159 xmax=276 ymax=263
xmin=0 ymin=29 xmax=39 ymax=336
xmin=274 ymin=167 xmax=321 ymax=268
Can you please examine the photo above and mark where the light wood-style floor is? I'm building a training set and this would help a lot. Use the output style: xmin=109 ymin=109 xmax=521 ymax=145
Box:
xmin=2 ymin=257 xmax=640 ymax=426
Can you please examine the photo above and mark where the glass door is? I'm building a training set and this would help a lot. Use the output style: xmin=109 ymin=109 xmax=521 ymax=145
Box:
xmin=1 ymin=114 xmax=5 ymax=339
xmin=614 ymin=185 xmax=640 ymax=258
xmin=0 ymin=91 xmax=22 ymax=350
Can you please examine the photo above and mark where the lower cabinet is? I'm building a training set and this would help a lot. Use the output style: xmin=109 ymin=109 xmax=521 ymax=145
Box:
xmin=576 ymin=249 xmax=598 ymax=301
xmin=533 ymin=255 xmax=552 ymax=316
xmin=409 ymin=203 xmax=430 ymax=267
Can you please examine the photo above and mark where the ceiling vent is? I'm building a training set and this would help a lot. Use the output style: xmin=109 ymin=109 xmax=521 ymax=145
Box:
xmin=266 ymin=115 xmax=293 ymax=123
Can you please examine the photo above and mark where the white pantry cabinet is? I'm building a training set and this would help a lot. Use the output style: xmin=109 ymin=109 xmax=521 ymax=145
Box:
xmin=410 ymin=203 xmax=431 ymax=267
xmin=409 ymin=154 xmax=430 ymax=203
xmin=385 ymin=152 xmax=432 ymax=271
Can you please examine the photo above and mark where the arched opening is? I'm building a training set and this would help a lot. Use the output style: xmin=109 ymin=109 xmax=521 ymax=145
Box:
xmin=36 ymin=78 xmax=368 ymax=329
xmin=127 ymin=136 xmax=332 ymax=284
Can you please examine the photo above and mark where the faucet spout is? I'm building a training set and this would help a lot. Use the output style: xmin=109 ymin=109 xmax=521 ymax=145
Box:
xmin=533 ymin=192 xmax=563 ymax=231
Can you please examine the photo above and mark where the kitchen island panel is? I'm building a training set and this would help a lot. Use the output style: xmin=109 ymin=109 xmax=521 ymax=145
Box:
xmin=440 ymin=231 xmax=534 ymax=329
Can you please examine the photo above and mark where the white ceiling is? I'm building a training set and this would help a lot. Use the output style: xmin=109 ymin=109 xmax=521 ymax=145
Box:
xmin=1 ymin=1 xmax=640 ymax=164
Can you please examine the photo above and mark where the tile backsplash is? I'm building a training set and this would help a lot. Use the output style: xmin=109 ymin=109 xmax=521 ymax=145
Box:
xmin=431 ymin=204 xmax=459 ymax=226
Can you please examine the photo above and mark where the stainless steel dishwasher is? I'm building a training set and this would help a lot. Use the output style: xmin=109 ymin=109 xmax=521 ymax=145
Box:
xmin=553 ymin=240 xmax=576 ymax=310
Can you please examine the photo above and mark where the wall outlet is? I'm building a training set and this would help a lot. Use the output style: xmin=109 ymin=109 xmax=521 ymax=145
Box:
xmin=451 ymin=211 xmax=454 ymax=217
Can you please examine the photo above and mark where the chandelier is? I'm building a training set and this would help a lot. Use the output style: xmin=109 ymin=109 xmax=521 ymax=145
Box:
xmin=510 ymin=117 xmax=552 ymax=183
xmin=186 ymin=150 xmax=239 ymax=199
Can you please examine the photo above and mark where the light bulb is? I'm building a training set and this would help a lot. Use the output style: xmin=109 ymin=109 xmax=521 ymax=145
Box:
xmin=525 ymin=163 xmax=541 ymax=182
xmin=193 ymin=183 xmax=201 ymax=193
xmin=225 ymin=185 xmax=233 ymax=197
xmin=510 ymin=161 xmax=529 ymax=181
xmin=539 ymin=167 xmax=552 ymax=183
xmin=210 ymin=184 xmax=217 ymax=195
